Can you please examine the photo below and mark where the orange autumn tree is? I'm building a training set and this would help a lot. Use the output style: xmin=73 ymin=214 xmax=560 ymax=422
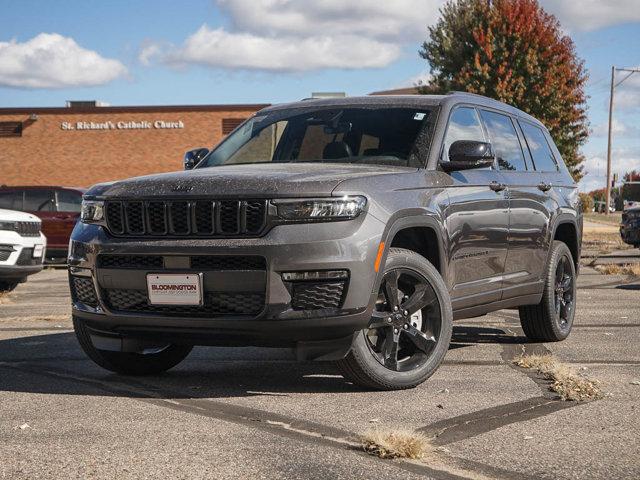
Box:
xmin=420 ymin=0 xmax=589 ymax=180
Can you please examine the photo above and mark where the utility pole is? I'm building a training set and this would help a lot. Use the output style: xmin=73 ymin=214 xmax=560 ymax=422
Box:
xmin=605 ymin=66 xmax=640 ymax=215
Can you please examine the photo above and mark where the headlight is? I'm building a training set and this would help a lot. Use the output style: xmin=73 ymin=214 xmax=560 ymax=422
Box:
xmin=0 ymin=221 xmax=17 ymax=231
xmin=80 ymin=200 xmax=105 ymax=223
xmin=273 ymin=196 xmax=366 ymax=221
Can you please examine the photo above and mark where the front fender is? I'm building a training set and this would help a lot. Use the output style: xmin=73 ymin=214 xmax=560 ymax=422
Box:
xmin=372 ymin=212 xmax=450 ymax=295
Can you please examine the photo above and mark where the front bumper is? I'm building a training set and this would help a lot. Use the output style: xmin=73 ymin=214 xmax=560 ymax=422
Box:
xmin=0 ymin=231 xmax=46 ymax=280
xmin=68 ymin=213 xmax=384 ymax=346
xmin=621 ymin=223 xmax=640 ymax=246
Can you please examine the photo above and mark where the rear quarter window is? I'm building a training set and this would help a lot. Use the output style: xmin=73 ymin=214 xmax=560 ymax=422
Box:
xmin=519 ymin=121 xmax=559 ymax=172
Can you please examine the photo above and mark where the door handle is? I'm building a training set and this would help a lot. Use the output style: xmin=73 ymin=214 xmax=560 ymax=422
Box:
xmin=538 ymin=182 xmax=552 ymax=192
xmin=489 ymin=181 xmax=506 ymax=192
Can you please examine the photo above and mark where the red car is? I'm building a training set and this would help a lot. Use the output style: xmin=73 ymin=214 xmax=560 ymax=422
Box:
xmin=0 ymin=186 xmax=86 ymax=261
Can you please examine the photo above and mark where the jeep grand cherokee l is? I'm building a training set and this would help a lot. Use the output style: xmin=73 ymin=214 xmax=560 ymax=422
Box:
xmin=69 ymin=93 xmax=582 ymax=390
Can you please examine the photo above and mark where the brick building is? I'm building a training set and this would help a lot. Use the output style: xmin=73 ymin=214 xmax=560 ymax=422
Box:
xmin=0 ymin=102 xmax=268 ymax=188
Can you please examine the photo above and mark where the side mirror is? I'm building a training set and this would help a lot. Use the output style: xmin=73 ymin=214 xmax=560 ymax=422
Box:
xmin=184 ymin=148 xmax=209 ymax=170
xmin=441 ymin=140 xmax=494 ymax=172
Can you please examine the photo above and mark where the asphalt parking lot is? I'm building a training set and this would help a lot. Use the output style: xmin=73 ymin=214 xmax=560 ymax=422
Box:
xmin=1 ymin=267 xmax=639 ymax=479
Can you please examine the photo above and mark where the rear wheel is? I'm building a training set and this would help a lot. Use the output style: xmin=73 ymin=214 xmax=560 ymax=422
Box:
xmin=337 ymin=248 xmax=452 ymax=390
xmin=73 ymin=316 xmax=193 ymax=375
xmin=519 ymin=241 xmax=576 ymax=342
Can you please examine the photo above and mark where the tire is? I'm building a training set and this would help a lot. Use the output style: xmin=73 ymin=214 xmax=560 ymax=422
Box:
xmin=73 ymin=316 xmax=193 ymax=375
xmin=519 ymin=241 xmax=576 ymax=342
xmin=0 ymin=281 xmax=19 ymax=292
xmin=337 ymin=248 xmax=453 ymax=390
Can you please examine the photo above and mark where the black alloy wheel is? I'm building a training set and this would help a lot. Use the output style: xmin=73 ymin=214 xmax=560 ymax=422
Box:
xmin=365 ymin=268 xmax=442 ymax=372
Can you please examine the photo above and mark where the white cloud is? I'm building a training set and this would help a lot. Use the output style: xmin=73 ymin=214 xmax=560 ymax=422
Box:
xmin=0 ymin=33 xmax=127 ymax=89
xmin=540 ymin=0 xmax=640 ymax=32
xmin=140 ymin=0 xmax=640 ymax=73
xmin=141 ymin=0 xmax=443 ymax=72
xmin=580 ymin=149 xmax=640 ymax=192
xmin=591 ymin=118 xmax=639 ymax=137
xmin=216 ymin=0 xmax=442 ymax=42
xmin=152 ymin=25 xmax=401 ymax=71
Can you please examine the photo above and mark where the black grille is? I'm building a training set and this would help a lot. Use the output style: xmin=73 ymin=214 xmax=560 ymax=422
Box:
xmin=16 ymin=222 xmax=41 ymax=237
xmin=104 ymin=288 xmax=264 ymax=317
xmin=147 ymin=202 xmax=167 ymax=234
xmin=106 ymin=202 xmax=124 ymax=234
xmin=194 ymin=201 xmax=214 ymax=234
xmin=245 ymin=200 xmax=267 ymax=233
xmin=16 ymin=248 xmax=41 ymax=266
xmin=97 ymin=254 xmax=265 ymax=270
xmin=0 ymin=246 xmax=13 ymax=261
xmin=71 ymin=277 xmax=98 ymax=307
xmin=98 ymin=255 xmax=164 ymax=269
xmin=218 ymin=200 xmax=240 ymax=234
xmin=104 ymin=199 xmax=267 ymax=238
xmin=291 ymin=281 xmax=346 ymax=310
xmin=190 ymin=256 xmax=266 ymax=270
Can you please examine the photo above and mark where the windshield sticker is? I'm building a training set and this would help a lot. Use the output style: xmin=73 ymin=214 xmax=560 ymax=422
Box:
xmin=413 ymin=112 xmax=426 ymax=121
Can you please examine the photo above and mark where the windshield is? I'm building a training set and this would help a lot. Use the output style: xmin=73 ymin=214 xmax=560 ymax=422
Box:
xmin=198 ymin=107 xmax=432 ymax=169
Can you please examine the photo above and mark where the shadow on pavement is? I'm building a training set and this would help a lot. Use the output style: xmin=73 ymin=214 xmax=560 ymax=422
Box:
xmin=0 ymin=324 xmax=527 ymax=399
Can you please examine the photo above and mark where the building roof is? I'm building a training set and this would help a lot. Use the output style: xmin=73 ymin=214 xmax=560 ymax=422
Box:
xmin=0 ymin=103 xmax=270 ymax=115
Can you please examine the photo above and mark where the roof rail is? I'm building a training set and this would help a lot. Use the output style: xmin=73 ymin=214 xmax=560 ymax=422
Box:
xmin=446 ymin=91 xmax=489 ymax=99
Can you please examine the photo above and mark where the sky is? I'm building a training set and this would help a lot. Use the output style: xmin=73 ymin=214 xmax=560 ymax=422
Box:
xmin=1 ymin=0 xmax=639 ymax=192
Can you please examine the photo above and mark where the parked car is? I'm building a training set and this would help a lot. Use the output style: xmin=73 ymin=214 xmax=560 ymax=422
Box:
xmin=0 ymin=186 xmax=85 ymax=261
xmin=620 ymin=207 xmax=640 ymax=248
xmin=68 ymin=93 xmax=582 ymax=390
xmin=0 ymin=209 xmax=46 ymax=291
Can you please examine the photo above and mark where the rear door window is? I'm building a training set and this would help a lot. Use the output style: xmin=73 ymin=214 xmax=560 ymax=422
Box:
xmin=519 ymin=121 xmax=559 ymax=172
xmin=24 ymin=190 xmax=54 ymax=212
xmin=56 ymin=189 xmax=83 ymax=213
xmin=479 ymin=110 xmax=527 ymax=171
xmin=0 ymin=190 xmax=24 ymax=210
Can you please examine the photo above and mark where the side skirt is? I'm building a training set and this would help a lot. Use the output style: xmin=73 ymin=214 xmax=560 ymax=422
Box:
xmin=452 ymin=293 xmax=543 ymax=321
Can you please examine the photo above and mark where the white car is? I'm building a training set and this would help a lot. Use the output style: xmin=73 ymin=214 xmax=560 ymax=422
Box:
xmin=0 ymin=208 xmax=46 ymax=292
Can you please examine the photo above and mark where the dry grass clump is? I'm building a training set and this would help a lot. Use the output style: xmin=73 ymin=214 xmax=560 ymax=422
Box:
xmin=582 ymin=231 xmax=629 ymax=254
xmin=595 ymin=264 xmax=640 ymax=276
xmin=0 ymin=291 xmax=13 ymax=305
xmin=514 ymin=354 xmax=602 ymax=401
xmin=361 ymin=429 xmax=431 ymax=459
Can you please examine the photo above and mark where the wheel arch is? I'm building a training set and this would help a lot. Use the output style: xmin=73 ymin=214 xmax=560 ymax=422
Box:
xmin=550 ymin=217 xmax=580 ymax=270
xmin=374 ymin=214 xmax=449 ymax=293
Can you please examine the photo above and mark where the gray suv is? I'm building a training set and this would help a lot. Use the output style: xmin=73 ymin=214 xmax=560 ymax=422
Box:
xmin=69 ymin=93 xmax=582 ymax=390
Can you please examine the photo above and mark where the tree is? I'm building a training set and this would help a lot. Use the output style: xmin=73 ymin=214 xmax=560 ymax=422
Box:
xmin=419 ymin=0 xmax=589 ymax=181
xmin=578 ymin=192 xmax=594 ymax=213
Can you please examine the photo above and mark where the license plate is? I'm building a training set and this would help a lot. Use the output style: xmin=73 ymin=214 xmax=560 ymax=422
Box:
xmin=32 ymin=245 xmax=44 ymax=258
xmin=147 ymin=273 xmax=203 ymax=305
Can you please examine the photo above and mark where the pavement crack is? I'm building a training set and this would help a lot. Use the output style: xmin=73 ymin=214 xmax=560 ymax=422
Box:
xmin=417 ymin=397 xmax=574 ymax=446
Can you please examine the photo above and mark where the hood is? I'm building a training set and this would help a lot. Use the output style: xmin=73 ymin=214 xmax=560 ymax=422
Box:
xmin=0 ymin=208 xmax=41 ymax=223
xmin=86 ymin=163 xmax=417 ymax=198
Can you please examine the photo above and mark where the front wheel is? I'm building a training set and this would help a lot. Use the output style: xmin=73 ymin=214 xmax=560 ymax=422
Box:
xmin=73 ymin=317 xmax=193 ymax=375
xmin=337 ymin=248 xmax=452 ymax=390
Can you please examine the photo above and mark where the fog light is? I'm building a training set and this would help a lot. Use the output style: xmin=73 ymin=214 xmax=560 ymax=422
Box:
xmin=281 ymin=270 xmax=348 ymax=282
